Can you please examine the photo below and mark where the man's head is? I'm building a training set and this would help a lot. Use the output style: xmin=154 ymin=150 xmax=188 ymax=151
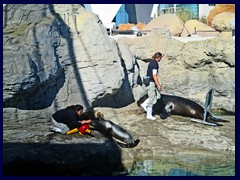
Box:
xmin=74 ymin=104 xmax=84 ymax=116
xmin=152 ymin=52 xmax=163 ymax=62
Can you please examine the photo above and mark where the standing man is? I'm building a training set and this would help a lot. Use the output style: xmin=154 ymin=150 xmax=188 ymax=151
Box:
xmin=141 ymin=52 xmax=163 ymax=120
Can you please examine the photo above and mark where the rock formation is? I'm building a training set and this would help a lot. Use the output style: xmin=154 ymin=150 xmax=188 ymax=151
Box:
xmin=3 ymin=4 xmax=139 ymax=111
xmin=118 ymin=28 xmax=235 ymax=112
xmin=181 ymin=20 xmax=219 ymax=37
xmin=4 ymin=5 xmax=234 ymax=113
xmin=211 ymin=12 xmax=235 ymax=32
xmin=143 ymin=14 xmax=184 ymax=36
xmin=207 ymin=4 xmax=235 ymax=26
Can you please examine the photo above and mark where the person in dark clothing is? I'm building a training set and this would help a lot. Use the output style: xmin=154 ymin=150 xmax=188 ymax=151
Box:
xmin=141 ymin=52 xmax=163 ymax=120
xmin=50 ymin=104 xmax=92 ymax=134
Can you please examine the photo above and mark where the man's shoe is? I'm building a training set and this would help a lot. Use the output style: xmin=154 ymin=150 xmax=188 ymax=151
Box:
xmin=49 ymin=125 xmax=63 ymax=133
xmin=146 ymin=115 xmax=156 ymax=121
xmin=146 ymin=106 xmax=156 ymax=120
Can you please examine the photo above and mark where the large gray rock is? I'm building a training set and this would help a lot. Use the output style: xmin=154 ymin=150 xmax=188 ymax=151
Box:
xmin=3 ymin=4 xmax=235 ymax=119
xmin=3 ymin=5 xmax=64 ymax=109
xmin=3 ymin=4 xmax=140 ymax=111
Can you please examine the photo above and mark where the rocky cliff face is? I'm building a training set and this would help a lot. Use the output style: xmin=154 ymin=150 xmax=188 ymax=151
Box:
xmin=118 ymin=29 xmax=235 ymax=112
xmin=3 ymin=4 xmax=235 ymax=114
xmin=3 ymin=5 xmax=64 ymax=110
xmin=3 ymin=4 xmax=139 ymax=111
xmin=3 ymin=4 xmax=235 ymax=127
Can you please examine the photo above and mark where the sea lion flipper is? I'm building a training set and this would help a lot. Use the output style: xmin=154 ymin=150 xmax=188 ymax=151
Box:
xmin=115 ymin=139 xmax=140 ymax=148
xmin=160 ymin=113 xmax=169 ymax=119
xmin=206 ymin=117 xmax=223 ymax=126
xmin=134 ymin=139 xmax=140 ymax=147
xmin=115 ymin=141 xmax=129 ymax=148
xmin=208 ymin=116 xmax=230 ymax=123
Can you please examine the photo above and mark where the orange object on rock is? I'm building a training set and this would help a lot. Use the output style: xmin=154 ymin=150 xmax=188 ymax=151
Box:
xmin=79 ymin=124 xmax=91 ymax=135
xmin=66 ymin=128 xmax=78 ymax=135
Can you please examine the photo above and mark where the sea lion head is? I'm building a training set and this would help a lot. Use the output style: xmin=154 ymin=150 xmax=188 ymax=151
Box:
xmin=94 ymin=111 xmax=104 ymax=120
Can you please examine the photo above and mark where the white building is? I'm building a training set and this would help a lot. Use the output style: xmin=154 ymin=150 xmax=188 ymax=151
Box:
xmin=84 ymin=4 xmax=153 ymax=28
xmin=84 ymin=4 xmax=215 ymax=29
xmin=151 ymin=4 xmax=215 ymax=19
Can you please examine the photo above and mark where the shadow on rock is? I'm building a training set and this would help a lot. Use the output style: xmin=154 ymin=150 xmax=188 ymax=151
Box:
xmin=3 ymin=141 xmax=126 ymax=176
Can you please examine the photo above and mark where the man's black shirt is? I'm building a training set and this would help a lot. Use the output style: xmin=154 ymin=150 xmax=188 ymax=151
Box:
xmin=52 ymin=109 xmax=82 ymax=129
xmin=147 ymin=60 xmax=159 ymax=82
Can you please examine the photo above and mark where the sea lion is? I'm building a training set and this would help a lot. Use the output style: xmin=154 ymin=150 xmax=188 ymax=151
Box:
xmin=137 ymin=94 xmax=230 ymax=126
xmin=91 ymin=119 xmax=140 ymax=148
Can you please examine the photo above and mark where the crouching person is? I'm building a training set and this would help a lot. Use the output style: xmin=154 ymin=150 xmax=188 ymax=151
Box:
xmin=50 ymin=104 xmax=92 ymax=134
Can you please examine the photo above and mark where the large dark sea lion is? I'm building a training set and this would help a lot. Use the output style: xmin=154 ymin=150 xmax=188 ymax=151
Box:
xmin=137 ymin=94 xmax=230 ymax=126
xmin=91 ymin=119 xmax=140 ymax=148
xmin=81 ymin=111 xmax=139 ymax=148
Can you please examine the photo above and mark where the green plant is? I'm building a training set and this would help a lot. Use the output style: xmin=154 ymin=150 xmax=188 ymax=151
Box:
xmin=199 ymin=16 xmax=208 ymax=25
xmin=176 ymin=8 xmax=194 ymax=23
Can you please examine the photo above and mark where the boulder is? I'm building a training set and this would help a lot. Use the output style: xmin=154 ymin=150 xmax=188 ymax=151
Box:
xmin=143 ymin=14 xmax=184 ymax=36
xmin=181 ymin=20 xmax=219 ymax=37
xmin=207 ymin=4 xmax=235 ymax=26
xmin=3 ymin=4 xmax=140 ymax=110
xmin=211 ymin=12 xmax=235 ymax=32
xmin=3 ymin=5 xmax=66 ymax=109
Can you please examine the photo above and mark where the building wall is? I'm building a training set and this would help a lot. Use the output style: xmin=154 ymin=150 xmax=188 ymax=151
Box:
xmin=177 ymin=4 xmax=199 ymax=19
xmin=199 ymin=4 xmax=215 ymax=18
xmin=114 ymin=4 xmax=153 ymax=27
xmin=125 ymin=4 xmax=137 ymax=24
xmin=158 ymin=4 xmax=215 ymax=20
xmin=114 ymin=5 xmax=129 ymax=28
xmin=134 ymin=4 xmax=153 ymax=24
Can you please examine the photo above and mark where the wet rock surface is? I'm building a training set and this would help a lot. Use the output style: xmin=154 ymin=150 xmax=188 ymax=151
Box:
xmin=3 ymin=103 xmax=235 ymax=175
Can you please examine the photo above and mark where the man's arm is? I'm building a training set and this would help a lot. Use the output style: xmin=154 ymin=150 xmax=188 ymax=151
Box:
xmin=80 ymin=119 xmax=92 ymax=124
